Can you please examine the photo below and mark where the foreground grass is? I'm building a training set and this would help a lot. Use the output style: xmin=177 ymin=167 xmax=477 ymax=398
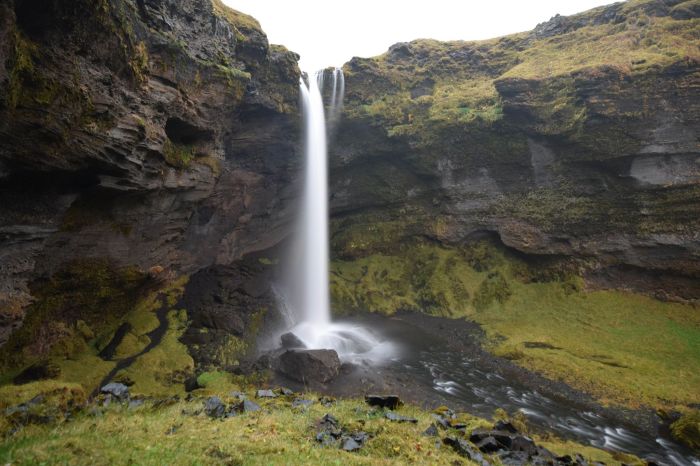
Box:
xmin=331 ymin=239 xmax=700 ymax=411
xmin=0 ymin=385 xmax=633 ymax=466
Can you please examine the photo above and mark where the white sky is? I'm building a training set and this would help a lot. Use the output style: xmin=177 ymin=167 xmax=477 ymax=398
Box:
xmin=222 ymin=0 xmax=617 ymax=72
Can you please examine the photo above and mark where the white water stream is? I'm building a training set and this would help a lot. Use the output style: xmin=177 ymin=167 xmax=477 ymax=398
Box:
xmin=284 ymin=69 xmax=395 ymax=363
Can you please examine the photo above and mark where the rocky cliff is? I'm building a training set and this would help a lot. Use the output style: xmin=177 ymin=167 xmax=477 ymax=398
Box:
xmin=327 ymin=0 xmax=700 ymax=411
xmin=0 ymin=0 xmax=300 ymax=381
xmin=330 ymin=0 xmax=700 ymax=302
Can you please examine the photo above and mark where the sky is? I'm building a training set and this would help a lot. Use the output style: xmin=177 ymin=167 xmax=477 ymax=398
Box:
xmin=222 ymin=0 xmax=616 ymax=72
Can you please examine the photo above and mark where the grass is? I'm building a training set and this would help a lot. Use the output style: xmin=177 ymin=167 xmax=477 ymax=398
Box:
xmin=330 ymin=238 xmax=700 ymax=411
xmin=343 ymin=0 xmax=700 ymax=142
xmin=0 ymin=386 xmax=635 ymax=465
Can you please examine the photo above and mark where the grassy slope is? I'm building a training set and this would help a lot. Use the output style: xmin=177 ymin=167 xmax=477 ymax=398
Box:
xmin=0 ymin=384 xmax=636 ymax=466
xmin=331 ymin=240 xmax=700 ymax=410
xmin=344 ymin=0 xmax=700 ymax=140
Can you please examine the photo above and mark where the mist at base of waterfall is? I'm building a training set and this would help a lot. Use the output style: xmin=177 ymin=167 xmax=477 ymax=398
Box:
xmin=286 ymin=320 xmax=398 ymax=365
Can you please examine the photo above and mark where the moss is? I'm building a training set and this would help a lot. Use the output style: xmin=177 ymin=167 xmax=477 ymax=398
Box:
xmin=0 ymin=390 xmax=633 ymax=465
xmin=671 ymin=410 xmax=700 ymax=451
xmin=121 ymin=309 xmax=194 ymax=397
xmin=473 ymin=271 xmax=512 ymax=311
xmin=5 ymin=29 xmax=36 ymax=109
xmin=330 ymin=238 xmax=700 ymax=410
xmin=162 ymin=138 xmax=194 ymax=169
xmin=128 ymin=41 xmax=149 ymax=83
xmin=0 ymin=259 xmax=149 ymax=369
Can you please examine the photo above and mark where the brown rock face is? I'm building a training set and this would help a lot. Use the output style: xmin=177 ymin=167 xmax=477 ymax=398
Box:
xmin=0 ymin=0 xmax=301 ymax=344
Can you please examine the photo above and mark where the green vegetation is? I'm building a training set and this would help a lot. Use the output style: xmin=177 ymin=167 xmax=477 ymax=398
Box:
xmin=0 ymin=385 xmax=634 ymax=465
xmin=343 ymin=0 xmax=700 ymax=144
xmin=671 ymin=410 xmax=700 ymax=451
xmin=330 ymin=238 xmax=700 ymax=410
xmin=211 ymin=0 xmax=265 ymax=41
xmin=0 ymin=269 xmax=194 ymax=400
xmin=162 ymin=138 xmax=194 ymax=169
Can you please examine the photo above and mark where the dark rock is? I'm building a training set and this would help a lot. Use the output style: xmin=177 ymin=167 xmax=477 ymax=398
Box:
xmin=241 ymin=400 xmax=260 ymax=413
xmin=100 ymin=383 xmax=130 ymax=402
xmin=423 ymin=424 xmax=439 ymax=436
xmin=341 ymin=437 xmax=361 ymax=451
xmin=443 ymin=436 xmax=491 ymax=466
xmin=319 ymin=396 xmax=336 ymax=406
xmin=365 ymin=394 xmax=403 ymax=410
xmin=476 ymin=435 xmax=502 ymax=453
xmin=494 ymin=420 xmax=519 ymax=433
xmin=256 ymin=389 xmax=277 ymax=398
xmin=280 ymin=332 xmax=306 ymax=349
xmin=13 ymin=361 xmax=61 ymax=385
xmin=278 ymin=349 xmax=341 ymax=384
xmin=510 ymin=435 xmax=537 ymax=453
xmin=385 ymin=411 xmax=418 ymax=423
xmin=204 ymin=396 xmax=226 ymax=419
xmin=278 ymin=387 xmax=294 ymax=396
xmin=184 ymin=376 xmax=201 ymax=392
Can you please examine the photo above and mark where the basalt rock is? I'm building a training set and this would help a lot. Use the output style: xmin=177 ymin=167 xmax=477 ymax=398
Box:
xmin=277 ymin=349 xmax=341 ymax=384
xmin=331 ymin=0 xmax=700 ymax=302
xmin=0 ymin=0 xmax=300 ymax=361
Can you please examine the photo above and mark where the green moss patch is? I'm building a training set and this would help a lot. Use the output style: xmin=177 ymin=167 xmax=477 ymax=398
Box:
xmin=331 ymin=238 xmax=700 ymax=410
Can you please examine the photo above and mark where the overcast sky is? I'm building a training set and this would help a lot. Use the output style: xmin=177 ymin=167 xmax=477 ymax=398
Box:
xmin=222 ymin=0 xmax=617 ymax=72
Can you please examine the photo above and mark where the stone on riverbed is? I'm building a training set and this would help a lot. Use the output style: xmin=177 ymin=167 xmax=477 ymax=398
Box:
xmin=278 ymin=349 xmax=340 ymax=383
xmin=365 ymin=394 xmax=403 ymax=410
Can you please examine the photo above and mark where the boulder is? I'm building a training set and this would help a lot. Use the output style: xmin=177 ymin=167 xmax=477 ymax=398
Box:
xmin=256 ymin=389 xmax=277 ymax=398
xmin=203 ymin=396 xmax=226 ymax=419
xmin=100 ymin=383 xmax=130 ymax=402
xmin=365 ymin=394 xmax=403 ymax=410
xmin=385 ymin=411 xmax=418 ymax=423
xmin=277 ymin=349 xmax=340 ymax=384
xmin=280 ymin=332 xmax=306 ymax=349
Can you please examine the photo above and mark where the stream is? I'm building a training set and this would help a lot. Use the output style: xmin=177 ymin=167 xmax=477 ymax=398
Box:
xmin=315 ymin=313 xmax=700 ymax=466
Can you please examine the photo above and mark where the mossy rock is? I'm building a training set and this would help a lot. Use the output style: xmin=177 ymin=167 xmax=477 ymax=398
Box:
xmin=671 ymin=410 xmax=700 ymax=451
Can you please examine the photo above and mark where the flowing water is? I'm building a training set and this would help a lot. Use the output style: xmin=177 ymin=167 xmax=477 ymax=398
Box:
xmin=288 ymin=69 xmax=392 ymax=359
xmin=329 ymin=314 xmax=700 ymax=466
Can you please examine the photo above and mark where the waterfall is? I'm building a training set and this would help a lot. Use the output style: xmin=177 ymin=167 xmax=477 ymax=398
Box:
xmin=278 ymin=68 xmax=395 ymax=363
xmin=298 ymin=70 xmax=334 ymax=327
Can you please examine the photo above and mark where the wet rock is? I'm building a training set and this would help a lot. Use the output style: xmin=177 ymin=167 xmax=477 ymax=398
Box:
xmin=278 ymin=349 xmax=341 ymax=384
xmin=13 ymin=361 xmax=61 ymax=385
xmin=100 ymin=383 xmax=130 ymax=402
xmin=423 ymin=424 xmax=440 ymax=436
xmin=365 ymin=394 xmax=403 ymax=410
xmin=443 ymin=436 xmax=491 ymax=466
xmin=256 ymin=389 xmax=277 ymax=398
xmin=385 ymin=411 xmax=418 ymax=423
xmin=280 ymin=332 xmax=306 ymax=349
xmin=204 ymin=396 xmax=226 ymax=419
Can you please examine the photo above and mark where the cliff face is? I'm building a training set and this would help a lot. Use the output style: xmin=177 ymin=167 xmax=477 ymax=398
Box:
xmin=0 ymin=0 xmax=300 ymax=355
xmin=330 ymin=0 xmax=700 ymax=301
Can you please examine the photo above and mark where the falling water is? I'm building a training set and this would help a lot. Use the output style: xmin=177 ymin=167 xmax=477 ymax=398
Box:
xmin=298 ymin=71 xmax=331 ymax=326
xmin=287 ymin=69 xmax=395 ymax=363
